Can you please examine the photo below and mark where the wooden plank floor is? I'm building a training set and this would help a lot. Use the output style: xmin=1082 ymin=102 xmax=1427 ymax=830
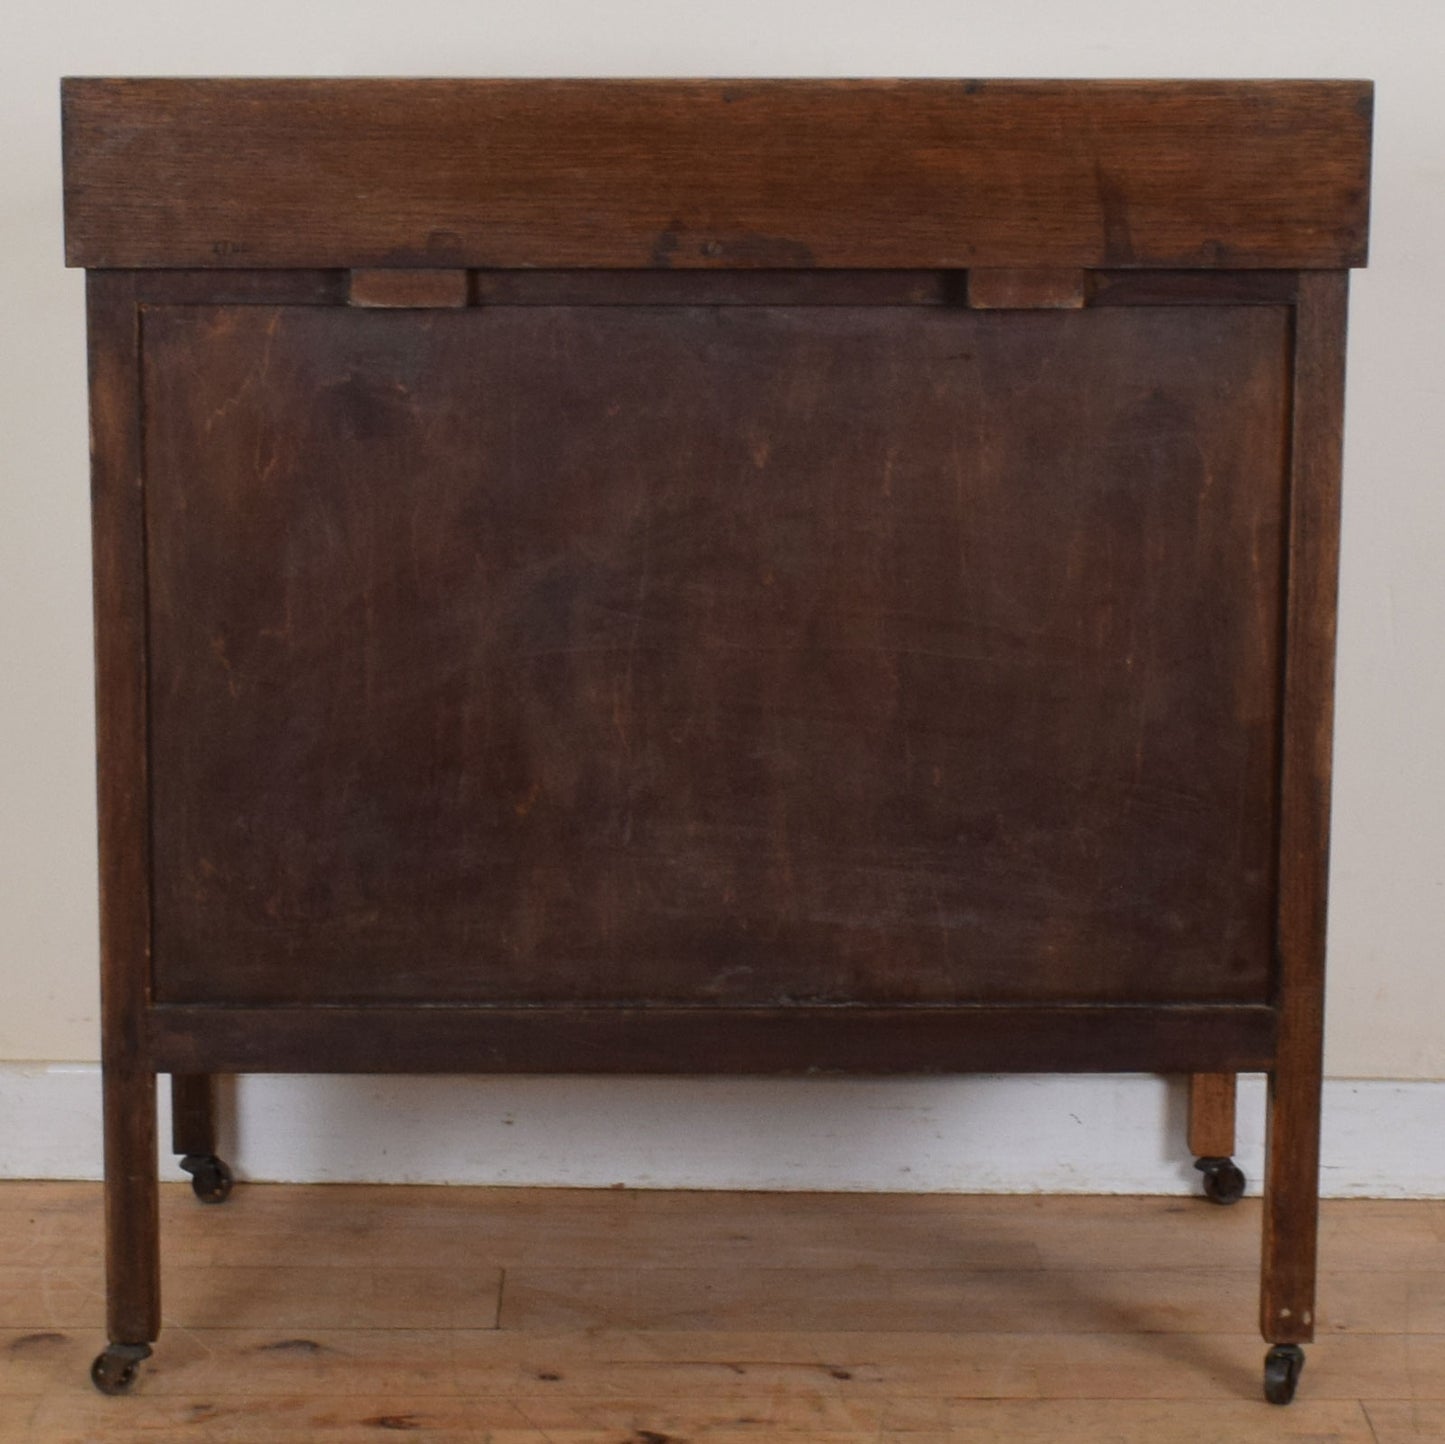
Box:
xmin=1 ymin=1183 xmax=1442 ymax=1441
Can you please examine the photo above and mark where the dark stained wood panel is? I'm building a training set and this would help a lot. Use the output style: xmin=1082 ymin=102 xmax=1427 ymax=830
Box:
xmin=140 ymin=302 xmax=1289 ymax=1009
xmin=470 ymin=270 xmax=957 ymax=307
xmin=146 ymin=1004 xmax=1279 ymax=1076
xmin=62 ymin=79 xmax=1372 ymax=271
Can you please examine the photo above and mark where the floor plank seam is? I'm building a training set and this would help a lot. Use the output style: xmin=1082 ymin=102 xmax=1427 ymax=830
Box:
xmin=5 ymin=1187 xmax=1443 ymax=1434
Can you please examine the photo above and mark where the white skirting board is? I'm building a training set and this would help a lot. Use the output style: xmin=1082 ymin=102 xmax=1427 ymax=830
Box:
xmin=1 ymin=1065 xmax=1441 ymax=1197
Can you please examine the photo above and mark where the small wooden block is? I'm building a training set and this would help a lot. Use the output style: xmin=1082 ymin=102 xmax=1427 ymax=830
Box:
xmin=1189 ymin=1072 xmax=1239 ymax=1158
xmin=348 ymin=268 xmax=469 ymax=308
xmin=967 ymin=267 xmax=1088 ymax=310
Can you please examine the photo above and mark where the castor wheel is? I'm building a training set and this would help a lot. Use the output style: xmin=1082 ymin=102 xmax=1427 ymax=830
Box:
xmin=1264 ymin=1343 xmax=1305 ymax=1404
xmin=1194 ymin=1156 xmax=1246 ymax=1205
xmin=90 ymin=1342 xmax=151 ymax=1395
xmin=180 ymin=1152 xmax=234 ymax=1203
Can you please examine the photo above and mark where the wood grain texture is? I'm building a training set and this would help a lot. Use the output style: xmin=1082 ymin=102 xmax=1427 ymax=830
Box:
xmin=2 ymin=1185 xmax=1441 ymax=1436
xmin=1088 ymin=269 xmax=1300 ymax=307
xmin=86 ymin=274 xmax=150 ymax=1079
xmin=967 ymin=268 xmax=1087 ymax=309
xmin=140 ymin=302 xmax=1289 ymax=1012
xmin=167 ymin=1074 xmax=214 ymax=1158
xmin=0 ymin=1393 xmax=1391 ymax=1443
xmin=85 ymin=272 xmax=160 ymax=1348
xmin=118 ymin=267 xmax=1305 ymax=311
xmin=1189 ymin=1072 xmax=1238 ymax=1159
xmin=348 ymin=268 xmax=468 ymax=308
xmin=133 ymin=270 xmax=345 ymax=306
xmin=472 ymin=268 xmax=959 ymax=306
xmin=62 ymin=78 xmax=1373 ymax=270
xmin=1261 ymin=271 xmax=1351 ymax=1347
xmin=475 ymin=269 xmax=1294 ymax=308
xmin=68 ymin=75 xmax=1368 ymax=1388
xmin=145 ymin=1004 xmax=1278 ymax=1075
xmin=1365 ymin=1403 xmax=1445 ymax=1443
xmin=17 ymin=1186 xmax=1441 ymax=1277
xmin=0 ymin=1257 xmax=1433 ymax=1339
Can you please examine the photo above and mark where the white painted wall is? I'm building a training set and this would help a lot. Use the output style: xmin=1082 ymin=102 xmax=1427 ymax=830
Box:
xmin=2 ymin=1 xmax=1442 ymax=1186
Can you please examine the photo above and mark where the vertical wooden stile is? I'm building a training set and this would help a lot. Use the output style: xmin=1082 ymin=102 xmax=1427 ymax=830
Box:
xmin=87 ymin=270 xmax=161 ymax=1346
xmin=1261 ymin=269 xmax=1350 ymax=1345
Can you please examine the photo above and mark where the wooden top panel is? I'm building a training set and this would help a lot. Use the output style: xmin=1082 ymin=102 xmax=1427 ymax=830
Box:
xmin=62 ymin=78 xmax=1372 ymax=270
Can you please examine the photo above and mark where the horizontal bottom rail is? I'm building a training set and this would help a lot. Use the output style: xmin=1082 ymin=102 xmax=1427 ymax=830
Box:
xmin=146 ymin=1003 xmax=1277 ymax=1076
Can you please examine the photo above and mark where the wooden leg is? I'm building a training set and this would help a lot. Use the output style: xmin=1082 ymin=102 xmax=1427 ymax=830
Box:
xmin=1258 ymin=1056 xmax=1322 ymax=1406
xmin=1260 ymin=1060 xmax=1324 ymax=1347
xmin=88 ymin=271 xmax=160 ymax=1393
xmin=1188 ymin=1073 xmax=1246 ymax=1205
xmin=94 ymin=1065 xmax=160 ymax=1390
xmin=102 ymin=1065 xmax=160 ymax=1347
xmin=171 ymin=1073 xmax=235 ymax=1205
xmin=1188 ymin=1072 xmax=1237 ymax=1159
xmin=170 ymin=1073 xmax=216 ymax=1157
xmin=1255 ymin=270 xmax=1347 ymax=1403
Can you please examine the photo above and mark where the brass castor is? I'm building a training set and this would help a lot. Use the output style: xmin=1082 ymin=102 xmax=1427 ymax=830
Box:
xmin=1264 ymin=1343 xmax=1305 ymax=1405
xmin=180 ymin=1153 xmax=234 ymax=1204
xmin=1194 ymin=1155 xmax=1246 ymax=1205
xmin=90 ymin=1342 xmax=152 ymax=1395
